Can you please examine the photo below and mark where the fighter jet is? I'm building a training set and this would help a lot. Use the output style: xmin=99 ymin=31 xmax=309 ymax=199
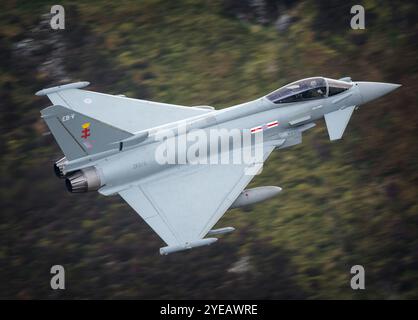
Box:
xmin=37 ymin=77 xmax=400 ymax=255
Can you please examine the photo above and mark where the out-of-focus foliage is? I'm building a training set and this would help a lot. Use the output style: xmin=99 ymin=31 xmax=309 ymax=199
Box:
xmin=0 ymin=0 xmax=417 ymax=299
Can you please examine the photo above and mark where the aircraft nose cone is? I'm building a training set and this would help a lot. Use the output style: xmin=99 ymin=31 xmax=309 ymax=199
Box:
xmin=357 ymin=82 xmax=401 ymax=104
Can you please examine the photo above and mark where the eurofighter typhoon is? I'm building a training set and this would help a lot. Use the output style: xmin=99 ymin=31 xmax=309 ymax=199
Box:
xmin=37 ymin=77 xmax=400 ymax=255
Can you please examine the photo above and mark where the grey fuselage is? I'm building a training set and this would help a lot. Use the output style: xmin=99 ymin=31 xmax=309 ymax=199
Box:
xmin=90 ymin=82 xmax=354 ymax=195
xmin=65 ymin=78 xmax=397 ymax=196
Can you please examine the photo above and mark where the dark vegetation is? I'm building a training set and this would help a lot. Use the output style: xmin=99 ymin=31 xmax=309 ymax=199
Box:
xmin=0 ymin=0 xmax=417 ymax=299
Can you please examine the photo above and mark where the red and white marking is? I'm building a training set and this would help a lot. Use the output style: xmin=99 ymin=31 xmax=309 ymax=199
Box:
xmin=250 ymin=120 xmax=279 ymax=134
xmin=250 ymin=126 xmax=263 ymax=133
xmin=266 ymin=120 xmax=279 ymax=128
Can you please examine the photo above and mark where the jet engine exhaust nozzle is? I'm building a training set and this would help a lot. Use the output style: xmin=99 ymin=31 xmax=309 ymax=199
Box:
xmin=65 ymin=167 xmax=102 ymax=193
xmin=53 ymin=157 xmax=67 ymax=178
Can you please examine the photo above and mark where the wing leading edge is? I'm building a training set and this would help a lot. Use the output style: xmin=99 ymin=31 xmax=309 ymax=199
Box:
xmin=37 ymin=82 xmax=213 ymax=133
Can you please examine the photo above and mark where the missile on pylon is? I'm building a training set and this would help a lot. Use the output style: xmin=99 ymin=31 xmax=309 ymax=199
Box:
xmin=160 ymin=238 xmax=218 ymax=255
xmin=230 ymin=186 xmax=282 ymax=209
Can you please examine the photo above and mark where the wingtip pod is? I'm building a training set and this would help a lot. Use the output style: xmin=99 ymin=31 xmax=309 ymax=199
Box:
xmin=160 ymin=238 xmax=218 ymax=255
xmin=35 ymin=81 xmax=90 ymax=96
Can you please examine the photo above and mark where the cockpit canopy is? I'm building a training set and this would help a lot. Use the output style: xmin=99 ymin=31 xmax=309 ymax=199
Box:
xmin=266 ymin=77 xmax=353 ymax=104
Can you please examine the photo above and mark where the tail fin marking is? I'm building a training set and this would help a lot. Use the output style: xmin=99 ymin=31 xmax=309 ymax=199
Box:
xmin=41 ymin=105 xmax=132 ymax=160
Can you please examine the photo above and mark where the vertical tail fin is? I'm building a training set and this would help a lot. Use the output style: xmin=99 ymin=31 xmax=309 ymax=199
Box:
xmin=41 ymin=105 xmax=133 ymax=161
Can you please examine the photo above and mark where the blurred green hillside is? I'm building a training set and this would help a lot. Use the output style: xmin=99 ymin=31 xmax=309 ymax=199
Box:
xmin=0 ymin=0 xmax=417 ymax=299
